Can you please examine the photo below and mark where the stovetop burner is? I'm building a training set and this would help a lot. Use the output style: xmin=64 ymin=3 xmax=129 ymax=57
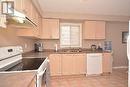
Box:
xmin=6 ymin=58 xmax=46 ymax=71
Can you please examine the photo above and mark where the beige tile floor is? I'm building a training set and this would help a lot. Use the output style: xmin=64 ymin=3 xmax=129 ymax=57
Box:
xmin=50 ymin=69 xmax=128 ymax=87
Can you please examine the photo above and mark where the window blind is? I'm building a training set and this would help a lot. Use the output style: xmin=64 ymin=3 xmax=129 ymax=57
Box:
xmin=60 ymin=23 xmax=82 ymax=48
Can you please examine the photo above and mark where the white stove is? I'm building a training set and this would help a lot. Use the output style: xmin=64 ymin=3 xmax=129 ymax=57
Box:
xmin=0 ymin=46 xmax=50 ymax=87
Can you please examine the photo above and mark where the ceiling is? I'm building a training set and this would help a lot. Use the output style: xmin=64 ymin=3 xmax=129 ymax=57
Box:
xmin=37 ymin=0 xmax=130 ymax=16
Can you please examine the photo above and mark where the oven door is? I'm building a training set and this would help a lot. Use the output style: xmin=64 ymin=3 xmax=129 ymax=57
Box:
xmin=37 ymin=68 xmax=46 ymax=87
xmin=37 ymin=59 xmax=50 ymax=87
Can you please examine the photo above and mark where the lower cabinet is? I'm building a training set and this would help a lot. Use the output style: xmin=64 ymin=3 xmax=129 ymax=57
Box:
xmin=49 ymin=54 xmax=62 ymax=76
xmin=49 ymin=53 xmax=112 ymax=76
xmin=62 ymin=54 xmax=74 ymax=75
xmin=102 ymin=53 xmax=113 ymax=73
xmin=49 ymin=54 xmax=86 ymax=76
xmin=73 ymin=54 xmax=86 ymax=74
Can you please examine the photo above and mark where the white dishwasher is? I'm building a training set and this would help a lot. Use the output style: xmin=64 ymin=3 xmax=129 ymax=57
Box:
xmin=86 ymin=53 xmax=102 ymax=76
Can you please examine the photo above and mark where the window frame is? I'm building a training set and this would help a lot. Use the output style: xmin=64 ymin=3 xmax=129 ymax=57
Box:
xmin=60 ymin=23 xmax=82 ymax=48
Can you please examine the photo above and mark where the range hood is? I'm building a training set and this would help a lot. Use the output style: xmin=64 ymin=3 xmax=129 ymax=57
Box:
xmin=6 ymin=10 xmax=37 ymax=28
xmin=0 ymin=1 xmax=37 ymax=29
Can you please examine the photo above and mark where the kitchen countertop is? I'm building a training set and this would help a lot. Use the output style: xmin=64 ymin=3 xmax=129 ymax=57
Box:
xmin=0 ymin=71 xmax=36 ymax=87
xmin=23 ymin=49 xmax=111 ymax=58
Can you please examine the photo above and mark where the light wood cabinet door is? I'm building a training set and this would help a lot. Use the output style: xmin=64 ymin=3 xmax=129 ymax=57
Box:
xmin=51 ymin=19 xmax=59 ymax=39
xmin=49 ymin=53 xmax=86 ymax=76
xmin=49 ymin=54 xmax=62 ymax=76
xmin=23 ymin=0 xmax=33 ymax=18
xmin=62 ymin=54 xmax=74 ymax=75
xmin=14 ymin=0 xmax=38 ymax=24
xmin=62 ymin=54 xmax=86 ymax=75
xmin=14 ymin=0 xmax=32 ymax=17
xmin=102 ymin=53 xmax=113 ymax=73
xmin=83 ymin=21 xmax=106 ymax=39
xmin=41 ymin=19 xmax=52 ymax=39
xmin=41 ymin=19 xmax=59 ymax=39
xmin=83 ymin=21 xmax=96 ymax=39
xmin=95 ymin=21 xmax=106 ymax=39
xmin=13 ymin=0 xmax=23 ymax=13
xmin=74 ymin=54 xmax=86 ymax=74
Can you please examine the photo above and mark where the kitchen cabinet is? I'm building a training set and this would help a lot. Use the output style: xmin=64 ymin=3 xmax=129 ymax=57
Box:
xmin=83 ymin=21 xmax=106 ymax=39
xmin=14 ymin=0 xmax=38 ymax=24
xmin=14 ymin=0 xmax=33 ymax=19
xmin=49 ymin=53 xmax=85 ymax=76
xmin=74 ymin=54 xmax=86 ymax=74
xmin=62 ymin=54 xmax=85 ymax=75
xmin=62 ymin=54 xmax=74 ymax=75
xmin=16 ymin=0 xmax=42 ymax=38
xmin=49 ymin=54 xmax=62 ymax=76
xmin=41 ymin=19 xmax=59 ymax=39
xmin=49 ymin=52 xmax=112 ymax=76
xmin=102 ymin=53 xmax=113 ymax=73
xmin=13 ymin=0 xmax=25 ymax=13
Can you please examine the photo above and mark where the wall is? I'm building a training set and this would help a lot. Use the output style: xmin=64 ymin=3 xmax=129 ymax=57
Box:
xmin=37 ymin=40 xmax=59 ymax=49
xmin=38 ymin=21 xmax=129 ymax=67
xmin=105 ymin=21 xmax=128 ymax=67
xmin=0 ymin=28 xmax=35 ymax=52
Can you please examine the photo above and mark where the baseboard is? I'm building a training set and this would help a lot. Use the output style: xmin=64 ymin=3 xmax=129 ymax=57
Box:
xmin=112 ymin=66 xmax=128 ymax=69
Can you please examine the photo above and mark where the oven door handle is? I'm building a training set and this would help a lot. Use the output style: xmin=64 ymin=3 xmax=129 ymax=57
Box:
xmin=37 ymin=68 xmax=46 ymax=77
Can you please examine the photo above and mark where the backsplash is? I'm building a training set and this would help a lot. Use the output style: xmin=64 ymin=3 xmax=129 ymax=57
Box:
xmin=0 ymin=28 xmax=35 ymax=52
xmin=37 ymin=40 xmax=104 ymax=49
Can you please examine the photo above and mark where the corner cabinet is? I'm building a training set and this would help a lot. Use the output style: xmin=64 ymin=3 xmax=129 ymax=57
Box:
xmin=41 ymin=19 xmax=60 ymax=39
xmin=83 ymin=21 xmax=106 ymax=39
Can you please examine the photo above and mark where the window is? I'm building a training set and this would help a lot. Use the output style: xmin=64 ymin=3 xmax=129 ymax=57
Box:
xmin=60 ymin=23 xmax=82 ymax=48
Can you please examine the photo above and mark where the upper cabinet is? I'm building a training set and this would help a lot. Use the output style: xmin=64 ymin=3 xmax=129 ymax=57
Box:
xmin=14 ymin=0 xmax=32 ymax=18
xmin=16 ymin=0 xmax=42 ymax=38
xmin=83 ymin=21 xmax=106 ymax=39
xmin=41 ymin=19 xmax=60 ymax=39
